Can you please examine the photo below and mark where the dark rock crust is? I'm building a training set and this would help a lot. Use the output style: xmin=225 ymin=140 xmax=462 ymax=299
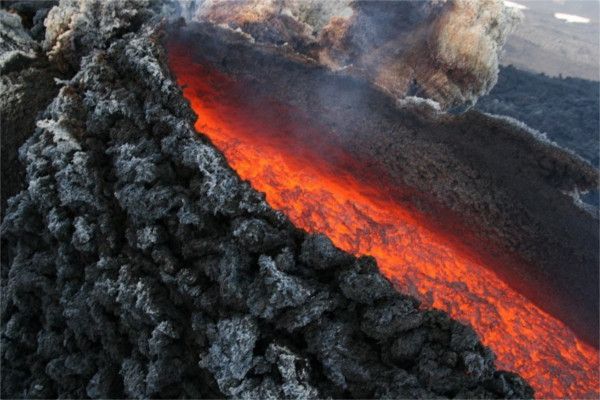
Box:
xmin=1 ymin=2 xmax=533 ymax=399
xmin=0 ymin=4 xmax=63 ymax=216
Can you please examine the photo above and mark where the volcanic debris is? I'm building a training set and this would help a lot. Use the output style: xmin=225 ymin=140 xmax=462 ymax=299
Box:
xmin=0 ymin=1 xmax=534 ymax=399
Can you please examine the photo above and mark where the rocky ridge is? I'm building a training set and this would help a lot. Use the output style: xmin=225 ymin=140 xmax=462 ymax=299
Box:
xmin=0 ymin=1 xmax=533 ymax=398
xmin=0 ymin=3 xmax=63 ymax=215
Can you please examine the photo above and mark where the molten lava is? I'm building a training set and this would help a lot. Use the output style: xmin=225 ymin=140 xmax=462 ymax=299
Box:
xmin=168 ymin=46 xmax=599 ymax=398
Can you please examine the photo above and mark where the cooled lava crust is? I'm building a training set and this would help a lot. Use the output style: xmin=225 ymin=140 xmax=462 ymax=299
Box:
xmin=0 ymin=2 xmax=535 ymax=399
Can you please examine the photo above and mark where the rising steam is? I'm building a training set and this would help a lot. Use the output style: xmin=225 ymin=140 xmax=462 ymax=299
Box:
xmin=179 ymin=0 xmax=521 ymax=110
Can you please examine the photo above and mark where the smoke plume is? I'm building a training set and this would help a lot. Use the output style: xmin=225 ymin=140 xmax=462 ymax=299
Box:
xmin=182 ymin=0 xmax=521 ymax=110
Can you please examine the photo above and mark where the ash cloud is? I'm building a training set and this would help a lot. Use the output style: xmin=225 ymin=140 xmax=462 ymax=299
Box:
xmin=183 ymin=0 xmax=521 ymax=110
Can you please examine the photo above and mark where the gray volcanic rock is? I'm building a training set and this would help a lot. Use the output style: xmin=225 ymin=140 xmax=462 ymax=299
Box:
xmin=0 ymin=1 xmax=533 ymax=399
xmin=1 ymin=1 xmax=57 ymax=40
xmin=0 ymin=8 xmax=64 ymax=216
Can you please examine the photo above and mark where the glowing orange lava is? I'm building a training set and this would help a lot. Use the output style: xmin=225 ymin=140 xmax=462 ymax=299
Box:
xmin=168 ymin=46 xmax=599 ymax=399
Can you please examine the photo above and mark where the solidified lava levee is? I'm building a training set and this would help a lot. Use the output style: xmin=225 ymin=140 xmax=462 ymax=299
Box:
xmin=168 ymin=46 xmax=600 ymax=399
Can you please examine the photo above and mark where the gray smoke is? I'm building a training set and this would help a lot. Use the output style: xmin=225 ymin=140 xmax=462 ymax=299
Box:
xmin=182 ymin=0 xmax=521 ymax=110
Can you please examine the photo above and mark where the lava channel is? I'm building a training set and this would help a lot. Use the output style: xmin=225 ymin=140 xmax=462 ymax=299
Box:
xmin=168 ymin=46 xmax=600 ymax=399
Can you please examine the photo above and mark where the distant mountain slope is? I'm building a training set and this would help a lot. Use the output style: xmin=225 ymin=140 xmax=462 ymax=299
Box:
xmin=477 ymin=65 xmax=599 ymax=167
xmin=501 ymin=0 xmax=599 ymax=80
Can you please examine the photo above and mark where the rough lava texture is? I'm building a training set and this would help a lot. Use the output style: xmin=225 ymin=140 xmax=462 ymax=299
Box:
xmin=0 ymin=5 xmax=64 ymax=215
xmin=182 ymin=0 xmax=521 ymax=110
xmin=1 ymin=1 xmax=533 ymax=398
xmin=1 ymin=1 xmax=58 ymax=41
xmin=42 ymin=0 xmax=159 ymax=73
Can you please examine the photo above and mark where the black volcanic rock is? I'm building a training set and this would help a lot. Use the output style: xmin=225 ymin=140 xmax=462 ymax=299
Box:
xmin=0 ymin=1 xmax=532 ymax=399
xmin=0 ymin=8 xmax=65 ymax=216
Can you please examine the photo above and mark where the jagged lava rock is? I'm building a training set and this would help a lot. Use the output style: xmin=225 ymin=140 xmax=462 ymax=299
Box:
xmin=1 ymin=1 xmax=533 ymax=399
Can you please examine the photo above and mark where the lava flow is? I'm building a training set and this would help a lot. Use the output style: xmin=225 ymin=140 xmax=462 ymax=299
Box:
xmin=168 ymin=46 xmax=599 ymax=399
